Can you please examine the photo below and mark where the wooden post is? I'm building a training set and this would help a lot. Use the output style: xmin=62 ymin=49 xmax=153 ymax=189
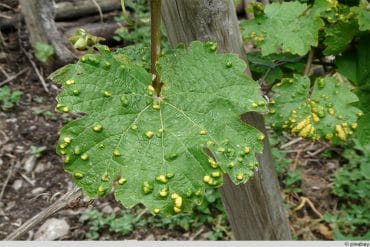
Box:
xmin=161 ymin=0 xmax=291 ymax=240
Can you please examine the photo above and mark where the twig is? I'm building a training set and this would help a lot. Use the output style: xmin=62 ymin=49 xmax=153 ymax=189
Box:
xmin=4 ymin=187 xmax=82 ymax=240
xmin=306 ymin=143 xmax=329 ymax=157
xmin=189 ymin=226 xmax=205 ymax=240
xmin=134 ymin=208 xmax=148 ymax=221
xmin=21 ymin=48 xmax=49 ymax=93
xmin=293 ymin=196 xmax=323 ymax=219
xmin=0 ymin=30 xmax=7 ymax=49
xmin=0 ymin=3 xmax=13 ymax=10
xmin=280 ymin=137 xmax=303 ymax=149
xmin=0 ymin=66 xmax=9 ymax=78
xmin=0 ymin=161 xmax=18 ymax=202
xmin=304 ymin=48 xmax=314 ymax=76
xmin=0 ymin=68 xmax=28 ymax=87
xmin=90 ymin=0 xmax=103 ymax=23
xmin=19 ymin=173 xmax=35 ymax=186
xmin=0 ymin=13 xmax=11 ymax=19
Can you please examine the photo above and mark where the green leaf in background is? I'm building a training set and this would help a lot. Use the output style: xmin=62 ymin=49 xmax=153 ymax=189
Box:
xmin=323 ymin=19 xmax=359 ymax=55
xmin=247 ymin=52 xmax=304 ymax=85
xmin=336 ymin=35 xmax=370 ymax=146
xmin=335 ymin=34 xmax=370 ymax=90
xmin=351 ymin=0 xmax=370 ymax=31
xmin=241 ymin=2 xmax=323 ymax=56
xmin=34 ymin=42 xmax=54 ymax=63
xmin=49 ymin=41 xmax=265 ymax=215
xmin=0 ymin=86 xmax=23 ymax=111
xmin=268 ymin=74 xmax=361 ymax=142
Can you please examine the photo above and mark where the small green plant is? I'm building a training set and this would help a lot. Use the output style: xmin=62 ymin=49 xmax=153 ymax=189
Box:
xmin=30 ymin=145 xmax=47 ymax=158
xmin=80 ymin=188 xmax=230 ymax=240
xmin=33 ymin=96 xmax=44 ymax=103
xmin=32 ymin=107 xmax=58 ymax=121
xmin=34 ymin=42 xmax=54 ymax=63
xmin=324 ymin=141 xmax=370 ymax=239
xmin=0 ymin=86 xmax=23 ymax=111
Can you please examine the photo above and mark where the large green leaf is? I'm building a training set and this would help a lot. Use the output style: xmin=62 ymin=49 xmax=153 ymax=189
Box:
xmin=268 ymin=74 xmax=361 ymax=142
xmin=241 ymin=2 xmax=323 ymax=56
xmin=49 ymin=42 xmax=265 ymax=215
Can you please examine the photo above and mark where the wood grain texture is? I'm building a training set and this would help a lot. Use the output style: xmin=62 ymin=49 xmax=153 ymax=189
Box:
xmin=19 ymin=0 xmax=75 ymax=64
xmin=162 ymin=0 xmax=291 ymax=240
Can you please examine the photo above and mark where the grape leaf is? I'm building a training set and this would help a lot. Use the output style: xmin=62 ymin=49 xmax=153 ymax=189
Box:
xmin=49 ymin=41 xmax=266 ymax=215
xmin=335 ymin=34 xmax=370 ymax=90
xmin=352 ymin=0 xmax=370 ymax=31
xmin=323 ymin=19 xmax=359 ymax=55
xmin=241 ymin=2 xmax=323 ymax=56
xmin=335 ymin=35 xmax=370 ymax=146
xmin=115 ymin=45 xmax=150 ymax=70
xmin=268 ymin=74 xmax=361 ymax=142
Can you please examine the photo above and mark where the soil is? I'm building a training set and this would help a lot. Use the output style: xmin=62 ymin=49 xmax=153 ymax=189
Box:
xmin=0 ymin=3 xmax=346 ymax=241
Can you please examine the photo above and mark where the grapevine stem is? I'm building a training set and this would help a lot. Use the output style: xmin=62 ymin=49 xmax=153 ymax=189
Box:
xmin=304 ymin=48 xmax=314 ymax=76
xmin=150 ymin=0 xmax=162 ymax=95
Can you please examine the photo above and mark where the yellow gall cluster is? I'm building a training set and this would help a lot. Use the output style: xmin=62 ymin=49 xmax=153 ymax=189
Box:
xmin=312 ymin=113 xmax=320 ymax=123
xmin=147 ymin=85 xmax=155 ymax=95
xmin=291 ymin=117 xmax=315 ymax=138
xmin=156 ymin=175 xmax=168 ymax=183
xmin=328 ymin=108 xmax=335 ymax=116
xmin=292 ymin=117 xmax=309 ymax=133
xmin=171 ymin=193 xmax=183 ymax=213
xmin=159 ymin=188 xmax=168 ymax=197
xmin=65 ymin=79 xmax=75 ymax=85
xmin=208 ymin=158 xmax=218 ymax=168
xmin=81 ymin=153 xmax=88 ymax=161
xmin=153 ymin=208 xmax=160 ymax=214
xmin=211 ymin=171 xmax=221 ymax=178
xmin=143 ymin=181 xmax=152 ymax=194
xmin=118 ymin=178 xmax=127 ymax=185
xmin=152 ymin=103 xmax=160 ymax=110
xmin=113 ymin=148 xmax=121 ymax=157
xmin=299 ymin=124 xmax=315 ymax=138
xmin=203 ymin=175 xmax=211 ymax=183
xmin=104 ymin=91 xmax=111 ymax=97
xmin=253 ymin=36 xmax=265 ymax=42
xmin=62 ymin=107 xmax=70 ymax=113
xmin=97 ymin=185 xmax=105 ymax=196
xmin=74 ymin=172 xmax=84 ymax=179
xmin=335 ymin=124 xmax=346 ymax=141
xmin=93 ymin=123 xmax=103 ymax=132
xmin=63 ymin=136 xmax=72 ymax=144
xmin=145 ymin=131 xmax=154 ymax=139
xmin=199 ymin=129 xmax=208 ymax=135
xmin=236 ymin=172 xmax=244 ymax=181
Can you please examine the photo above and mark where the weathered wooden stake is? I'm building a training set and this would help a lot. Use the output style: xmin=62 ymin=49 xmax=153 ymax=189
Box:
xmin=161 ymin=0 xmax=291 ymax=240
